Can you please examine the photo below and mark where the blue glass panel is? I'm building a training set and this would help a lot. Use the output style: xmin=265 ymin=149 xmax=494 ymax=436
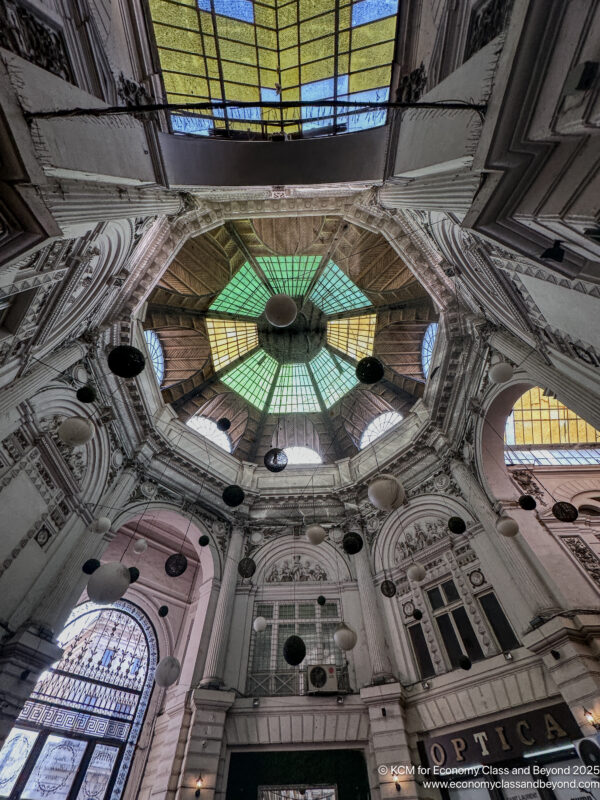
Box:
xmin=197 ymin=0 xmax=254 ymax=22
xmin=309 ymin=261 xmax=371 ymax=315
xmin=144 ymin=330 xmax=165 ymax=385
xmin=338 ymin=87 xmax=390 ymax=131
xmin=309 ymin=348 xmax=358 ymax=408
xmin=171 ymin=115 xmax=213 ymax=137
xmin=301 ymin=76 xmax=349 ymax=131
xmin=352 ymin=0 xmax=399 ymax=27
xmin=421 ymin=322 xmax=438 ymax=379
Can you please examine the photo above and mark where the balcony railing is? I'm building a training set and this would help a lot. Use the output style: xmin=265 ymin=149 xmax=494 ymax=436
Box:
xmin=247 ymin=666 xmax=351 ymax=698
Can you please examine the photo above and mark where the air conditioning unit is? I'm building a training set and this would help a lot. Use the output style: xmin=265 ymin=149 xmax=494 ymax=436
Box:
xmin=307 ymin=664 xmax=338 ymax=694
xmin=575 ymin=733 xmax=600 ymax=767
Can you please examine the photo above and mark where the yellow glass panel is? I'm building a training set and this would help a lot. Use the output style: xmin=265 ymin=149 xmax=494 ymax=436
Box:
xmin=279 ymin=26 xmax=298 ymax=49
xmin=351 ymin=41 xmax=394 ymax=72
xmin=163 ymin=73 xmax=208 ymax=97
xmin=258 ymin=47 xmax=278 ymax=70
xmin=160 ymin=50 xmax=206 ymax=77
xmin=206 ymin=319 xmax=259 ymax=372
xmin=219 ymin=40 xmax=257 ymax=67
xmin=300 ymin=38 xmax=334 ymax=66
xmin=255 ymin=5 xmax=276 ymax=27
xmin=216 ymin=17 xmax=256 ymax=45
xmin=349 ymin=65 xmax=391 ymax=93
xmin=506 ymin=387 xmax=600 ymax=446
xmin=299 ymin=0 xmax=335 ymax=21
xmin=153 ymin=25 xmax=202 ymax=53
xmin=198 ymin=9 xmax=215 ymax=34
xmin=150 ymin=2 xmax=198 ymax=29
xmin=223 ymin=81 xmax=260 ymax=101
xmin=260 ymin=68 xmax=279 ymax=87
xmin=352 ymin=17 xmax=396 ymax=49
xmin=300 ymin=13 xmax=335 ymax=43
xmin=281 ymin=67 xmax=299 ymax=89
xmin=281 ymin=87 xmax=300 ymax=101
xmin=327 ymin=315 xmax=376 ymax=362
xmin=338 ymin=31 xmax=350 ymax=54
xmin=278 ymin=4 xmax=297 ymax=26
xmin=301 ymin=57 xmax=335 ymax=84
xmin=279 ymin=46 xmax=299 ymax=70
xmin=209 ymin=79 xmax=221 ymax=97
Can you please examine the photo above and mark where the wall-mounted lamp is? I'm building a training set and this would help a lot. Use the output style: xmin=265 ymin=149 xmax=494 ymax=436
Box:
xmin=584 ymin=709 xmax=600 ymax=730
xmin=504 ymin=652 xmax=513 ymax=661
xmin=252 ymin=697 xmax=260 ymax=707
xmin=337 ymin=695 xmax=344 ymax=705
xmin=195 ymin=776 xmax=203 ymax=797
xmin=393 ymin=775 xmax=401 ymax=793
xmin=421 ymin=681 xmax=430 ymax=690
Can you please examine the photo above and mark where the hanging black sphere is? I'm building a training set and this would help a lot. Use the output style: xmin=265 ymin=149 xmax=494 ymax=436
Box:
xmin=216 ymin=417 xmax=231 ymax=432
xmin=458 ymin=655 xmax=472 ymax=671
xmin=283 ymin=634 xmax=306 ymax=666
xmin=158 ymin=605 xmax=169 ymax=617
xmin=128 ymin=567 xmax=140 ymax=584
xmin=317 ymin=595 xmax=326 ymax=606
xmin=165 ymin=553 xmax=188 ymax=577
xmin=412 ymin=609 xmax=423 ymax=621
xmin=107 ymin=345 xmax=146 ymax=378
xmin=342 ymin=531 xmax=364 ymax=555
xmin=82 ymin=558 xmax=100 ymax=575
xmin=380 ymin=580 xmax=397 ymax=598
xmin=356 ymin=356 xmax=384 ymax=384
xmin=448 ymin=516 xmax=467 ymax=535
xmin=238 ymin=557 xmax=256 ymax=578
xmin=222 ymin=484 xmax=245 ymax=507
xmin=264 ymin=448 xmax=288 ymax=473
xmin=199 ymin=535 xmax=210 ymax=547
xmin=518 ymin=494 xmax=537 ymax=510
xmin=552 ymin=501 xmax=578 ymax=522
xmin=76 ymin=385 xmax=97 ymax=403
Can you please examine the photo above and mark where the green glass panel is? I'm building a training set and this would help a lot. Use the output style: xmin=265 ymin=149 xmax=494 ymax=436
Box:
xmin=269 ymin=364 xmax=320 ymax=414
xmin=309 ymin=348 xmax=357 ymax=407
xmin=256 ymin=255 xmax=320 ymax=297
xmin=209 ymin=262 xmax=270 ymax=317
xmin=221 ymin=349 xmax=278 ymax=410
xmin=309 ymin=260 xmax=371 ymax=314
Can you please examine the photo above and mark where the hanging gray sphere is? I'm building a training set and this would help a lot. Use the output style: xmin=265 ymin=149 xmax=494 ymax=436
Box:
xmin=87 ymin=562 xmax=131 ymax=604
xmin=58 ymin=416 xmax=94 ymax=447
xmin=154 ymin=655 xmax=181 ymax=687
xmin=265 ymin=294 xmax=297 ymax=327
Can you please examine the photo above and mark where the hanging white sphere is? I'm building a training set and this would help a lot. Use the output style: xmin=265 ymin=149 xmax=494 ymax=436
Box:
xmin=496 ymin=515 xmax=519 ymax=537
xmin=58 ymin=416 xmax=94 ymax=447
xmin=154 ymin=655 xmax=181 ymax=688
xmin=368 ymin=475 xmax=405 ymax=511
xmin=133 ymin=538 xmax=148 ymax=554
xmin=90 ymin=517 xmax=111 ymax=535
xmin=489 ymin=362 xmax=514 ymax=384
xmin=306 ymin=524 xmax=327 ymax=545
xmin=407 ymin=562 xmax=427 ymax=582
xmin=334 ymin=622 xmax=358 ymax=651
xmin=253 ymin=616 xmax=267 ymax=633
xmin=265 ymin=294 xmax=297 ymax=328
xmin=87 ymin=562 xmax=131 ymax=604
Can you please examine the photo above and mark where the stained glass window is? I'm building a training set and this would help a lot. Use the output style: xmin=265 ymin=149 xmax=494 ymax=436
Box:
xmin=327 ymin=313 xmax=376 ymax=361
xmin=421 ymin=322 xmax=438 ymax=378
xmin=206 ymin=318 xmax=259 ymax=370
xmin=0 ymin=729 xmax=39 ymax=796
xmin=222 ymin=349 xmax=279 ymax=409
xmin=269 ymin=364 xmax=321 ymax=414
xmin=187 ymin=414 xmax=232 ymax=451
xmin=256 ymin=255 xmax=321 ymax=297
xmin=309 ymin=348 xmax=358 ymax=407
xmin=144 ymin=329 xmax=165 ymax=384
xmin=309 ymin=261 xmax=371 ymax=315
xmin=283 ymin=446 xmax=322 ymax=464
xmin=360 ymin=411 xmax=402 ymax=448
xmin=209 ymin=262 xmax=271 ymax=317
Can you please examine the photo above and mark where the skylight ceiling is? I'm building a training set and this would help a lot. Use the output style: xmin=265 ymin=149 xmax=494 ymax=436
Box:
xmin=309 ymin=261 xmax=371 ymax=314
xmin=327 ymin=313 xmax=376 ymax=361
xmin=148 ymin=0 xmax=399 ymax=138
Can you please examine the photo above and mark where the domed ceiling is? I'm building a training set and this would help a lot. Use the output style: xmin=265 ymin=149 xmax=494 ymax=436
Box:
xmin=143 ymin=216 xmax=437 ymax=462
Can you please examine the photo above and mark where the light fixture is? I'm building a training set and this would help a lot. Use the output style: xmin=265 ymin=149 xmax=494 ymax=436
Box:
xmin=195 ymin=776 xmax=203 ymax=797
xmin=337 ymin=695 xmax=344 ymax=705
xmin=394 ymin=775 xmax=401 ymax=792
xmin=252 ymin=697 xmax=260 ymax=707
xmin=541 ymin=240 xmax=565 ymax=262
xmin=504 ymin=652 xmax=513 ymax=660
xmin=584 ymin=708 xmax=600 ymax=730
xmin=421 ymin=681 xmax=430 ymax=690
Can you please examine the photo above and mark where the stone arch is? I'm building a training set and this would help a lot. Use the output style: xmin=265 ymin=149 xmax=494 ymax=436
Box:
xmin=251 ymin=534 xmax=354 ymax=584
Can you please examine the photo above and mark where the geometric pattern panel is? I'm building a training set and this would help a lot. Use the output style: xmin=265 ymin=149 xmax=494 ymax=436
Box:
xmin=209 ymin=262 xmax=271 ymax=317
xmin=505 ymin=387 xmax=600 ymax=446
xmin=222 ymin=349 xmax=279 ymax=410
xmin=309 ymin=261 xmax=371 ymax=315
xmin=309 ymin=347 xmax=358 ymax=407
xmin=327 ymin=313 xmax=376 ymax=361
xmin=269 ymin=363 xmax=321 ymax=414
xmin=206 ymin=318 xmax=259 ymax=370
xmin=256 ymin=255 xmax=321 ymax=297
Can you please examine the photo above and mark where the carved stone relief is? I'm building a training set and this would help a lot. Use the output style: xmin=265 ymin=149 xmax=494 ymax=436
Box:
xmin=561 ymin=536 xmax=600 ymax=588
xmin=265 ymin=554 xmax=327 ymax=582
xmin=510 ymin=469 xmax=547 ymax=505
xmin=394 ymin=517 xmax=449 ymax=562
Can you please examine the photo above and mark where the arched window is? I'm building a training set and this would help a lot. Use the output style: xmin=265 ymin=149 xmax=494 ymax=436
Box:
xmin=421 ymin=322 xmax=438 ymax=379
xmin=504 ymin=387 xmax=600 ymax=466
xmin=143 ymin=330 xmax=165 ymax=385
xmin=283 ymin=446 xmax=322 ymax=465
xmin=0 ymin=601 xmax=157 ymax=800
xmin=186 ymin=415 xmax=232 ymax=452
xmin=360 ymin=411 xmax=403 ymax=449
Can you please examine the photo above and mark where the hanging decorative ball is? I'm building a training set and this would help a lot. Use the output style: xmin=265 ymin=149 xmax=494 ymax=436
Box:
xmin=283 ymin=634 xmax=306 ymax=666
xmin=76 ymin=385 xmax=97 ymax=404
xmin=165 ymin=553 xmax=188 ymax=577
xmin=380 ymin=580 xmax=397 ymax=598
xmin=407 ymin=562 xmax=426 ymax=582
xmin=253 ymin=616 xmax=267 ymax=633
xmin=306 ymin=524 xmax=327 ymax=545
xmin=158 ymin=605 xmax=169 ymax=617
xmin=265 ymin=294 xmax=297 ymax=328
xmin=154 ymin=655 xmax=181 ymax=688
xmin=87 ymin=562 xmax=131 ymax=604
xmin=489 ymin=362 xmax=514 ymax=384
xmin=518 ymin=494 xmax=537 ymax=511
xmin=90 ymin=517 xmax=111 ymax=535
xmin=216 ymin=417 xmax=231 ymax=432
xmin=552 ymin=501 xmax=578 ymax=522
xmin=448 ymin=516 xmax=467 ymax=535
xmin=342 ymin=531 xmax=363 ymax=555
xmin=222 ymin=485 xmax=245 ymax=507
xmin=128 ymin=567 xmax=140 ymax=584
xmin=413 ymin=609 xmax=423 ymax=621
xmin=356 ymin=356 xmax=384 ymax=384
xmin=107 ymin=345 xmax=146 ymax=378
xmin=317 ymin=595 xmax=327 ymax=606
xmin=82 ymin=559 xmax=100 ymax=575
xmin=459 ymin=655 xmax=472 ymax=671
xmin=496 ymin=516 xmax=519 ymax=537
xmin=58 ymin=416 xmax=94 ymax=447
xmin=198 ymin=535 xmax=210 ymax=547
xmin=334 ymin=622 xmax=358 ymax=651
xmin=264 ymin=448 xmax=288 ymax=473
xmin=368 ymin=475 xmax=405 ymax=511
xmin=133 ymin=538 xmax=148 ymax=555
xmin=238 ymin=557 xmax=257 ymax=578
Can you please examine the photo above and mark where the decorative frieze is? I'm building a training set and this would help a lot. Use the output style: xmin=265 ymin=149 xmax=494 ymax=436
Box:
xmin=464 ymin=0 xmax=513 ymax=62
xmin=265 ymin=554 xmax=327 ymax=583
xmin=561 ymin=536 xmax=600 ymax=588
xmin=394 ymin=517 xmax=449 ymax=561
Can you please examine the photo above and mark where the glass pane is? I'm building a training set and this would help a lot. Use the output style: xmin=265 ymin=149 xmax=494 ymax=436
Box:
xmin=256 ymin=255 xmax=320 ymax=296
xmin=298 ymin=604 xmax=316 ymax=619
xmin=22 ymin=735 xmax=88 ymax=800
xmin=0 ymin=727 xmax=39 ymax=797
xmin=408 ymin=624 xmax=435 ymax=679
xmin=478 ymin=593 xmax=520 ymax=652
xmin=206 ymin=319 xmax=259 ymax=371
xmin=421 ymin=322 xmax=438 ymax=379
xmin=309 ymin=261 xmax=371 ymax=315
xmin=436 ymin=613 xmax=463 ymax=668
xmin=276 ymin=624 xmax=296 ymax=669
xmin=221 ymin=349 xmax=279 ymax=410
xmin=269 ymin=363 xmax=321 ymax=414
xmin=327 ymin=314 xmax=376 ymax=362
xmin=278 ymin=604 xmax=295 ymax=619
xmin=209 ymin=262 xmax=270 ymax=317
xmin=360 ymin=411 xmax=402 ymax=449
xmin=451 ymin=607 xmax=484 ymax=662
xmin=441 ymin=580 xmax=460 ymax=603
xmin=309 ymin=348 xmax=358 ymax=408
xmin=74 ymin=744 xmax=119 ymax=800
xmin=427 ymin=587 xmax=445 ymax=611
xmin=321 ymin=602 xmax=338 ymax=618
xmin=256 ymin=603 xmax=274 ymax=619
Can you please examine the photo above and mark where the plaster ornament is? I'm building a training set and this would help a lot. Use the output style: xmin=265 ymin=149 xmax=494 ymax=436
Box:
xmin=76 ymin=385 xmax=97 ymax=403
xmin=217 ymin=417 xmax=231 ymax=431
xmin=407 ymin=562 xmax=426 ymax=582
xmin=238 ymin=557 xmax=257 ymax=578
xmin=552 ymin=501 xmax=578 ymax=522
xmin=82 ymin=559 xmax=100 ymax=575
xmin=518 ymin=494 xmax=537 ymax=510
xmin=222 ymin=484 xmax=245 ymax=507
xmin=154 ymin=655 xmax=181 ymax=687
xmin=306 ymin=524 xmax=327 ymax=545
xmin=356 ymin=356 xmax=384 ymax=384
xmin=128 ymin=567 xmax=140 ymax=583
xmin=283 ymin=634 xmax=306 ymax=666
xmin=448 ymin=516 xmax=467 ymax=535
xmin=133 ymin=538 xmax=148 ymax=554
xmin=368 ymin=475 xmax=405 ymax=511
xmin=265 ymin=294 xmax=297 ymax=327
xmin=165 ymin=554 xmax=188 ymax=577
xmin=334 ymin=622 xmax=357 ymax=651
xmin=329 ymin=527 xmax=344 ymax=542
xmin=264 ymin=447 xmax=288 ymax=472
xmin=58 ymin=416 xmax=94 ymax=447
xmin=90 ymin=517 xmax=111 ymax=535
xmin=489 ymin=362 xmax=513 ymax=383
xmin=342 ymin=531 xmax=363 ymax=555
xmin=87 ymin=562 xmax=131 ymax=604
xmin=107 ymin=345 xmax=146 ymax=378
xmin=198 ymin=535 xmax=210 ymax=547
xmin=253 ymin=616 xmax=267 ymax=633
xmin=495 ymin=516 xmax=519 ymax=537
xmin=380 ymin=580 xmax=397 ymax=598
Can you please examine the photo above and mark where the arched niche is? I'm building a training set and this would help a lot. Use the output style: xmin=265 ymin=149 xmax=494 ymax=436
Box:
xmin=251 ymin=535 xmax=354 ymax=585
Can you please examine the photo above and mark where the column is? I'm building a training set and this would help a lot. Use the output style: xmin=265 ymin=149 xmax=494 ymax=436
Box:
xmin=199 ymin=526 xmax=244 ymax=688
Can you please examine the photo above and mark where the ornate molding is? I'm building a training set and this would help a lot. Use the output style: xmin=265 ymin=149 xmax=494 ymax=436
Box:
xmin=561 ymin=536 xmax=600 ymax=588
xmin=265 ymin=554 xmax=328 ymax=583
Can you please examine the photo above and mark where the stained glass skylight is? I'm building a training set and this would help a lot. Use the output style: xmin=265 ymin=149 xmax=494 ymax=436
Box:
xmin=222 ymin=349 xmax=279 ymax=409
xmin=309 ymin=348 xmax=358 ymax=407
xmin=206 ymin=318 xmax=259 ymax=371
xmin=186 ymin=414 xmax=232 ymax=452
xmin=360 ymin=411 xmax=402 ymax=448
xmin=144 ymin=330 xmax=165 ymax=384
xmin=327 ymin=314 xmax=376 ymax=361
xmin=284 ymin=446 xmax=322 ymax=465
xmin=256 ymin=256 xmax=321 ymax=297
xmin=309 ymin=261 xmax=371 ymax=315
xmin=209 ymin=262 xmax=271 ymax=317
xmin=269 ymin=364 xmax=321 ymax=414
xmin=421 ymin=322 xmax=438 ymax=378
